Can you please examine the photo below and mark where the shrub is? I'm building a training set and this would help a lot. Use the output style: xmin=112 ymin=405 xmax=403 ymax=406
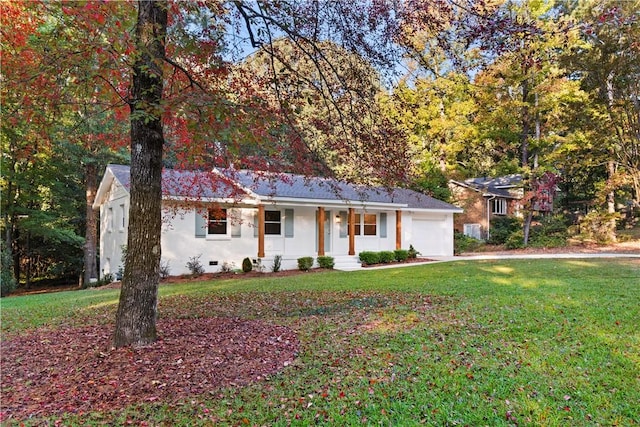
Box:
xmin=379 ymin=251 xmax=396 ymax=263
xmin=576 ymin=210 xmax=619 ymax=243
xmin=504 ymin=230 xmax=525 ymax=249
xmin=1 ymin=242 xmax=16 ymax=297
xmin=359 ymin=251 xmax=380 ymax=265
xmin=394 ymin=249 xmax=409 ymax=262
xmin=253 ymin=258 xmax=265 ymax=273
xmin=407 ymin=245 xmax=420 ymax=259
xmin=242 ymin=257 xmax=253 ymax=273
xmin=220 ymin=261 xmax=234 ymax=273
xmin=488 ymin=216 xmax=521 ymax=245
xmin=186 ymin=254 xmax=205 ymax=276
xmin=317 ymin=256 xmax=335 ymax=269
xmin=89 ymin=273 xmax=114 ymax=288
xmin=297 ymin=256 xmax=314 ymax=271
xmin=159 ymin=259 xmax=171 ymax=279
xmin=271 ymin=255 xmax=282 ymax=272
xmin=454 ymin=232 xmax=483 ymax=255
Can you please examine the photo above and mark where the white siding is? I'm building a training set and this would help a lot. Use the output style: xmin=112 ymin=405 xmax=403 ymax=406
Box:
xmin=99 ymin=181 xmax=129 ymax=278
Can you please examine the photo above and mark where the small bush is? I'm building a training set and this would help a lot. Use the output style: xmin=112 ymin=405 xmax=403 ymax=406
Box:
xmin=220 ymin=261 xmax=234 ymax=273
xmin=359 ymin=251 xmax=380 ymax=265
xmin=504 ymin=230 xmax=525 ymax=249
xmin=407 ymin=245 xmax=420 ymax=259
xmin=271 ymin=255 xmax=282 ymax=272
xmin=297 ymin=256 xmax=314 ymax=271
xmin=253 ymin=258 xmax=265 ymax=273
xmin=488 ymin=216 xmax=521 ymax=245
xmin=317 ymin=256 xmax=335 ymax=269
xmin=1 ymin=242 xmax=16 ymax=297
xmin=159 ymin=259 xmax=171 ymax=279
xmin=379 ymin=251 xmax=396 ymax=263
xmin=454 ymin=232 xmax=483 ymax=254
xmin=186 ymin=254 xmax=205 ymax=276
xmin=394 ymin=249 xmax=409 ymax=262
xmin=242 ymin=257 xmax=253 ymax=273
xmin=89 ymin=273 xmax=114 ymax=288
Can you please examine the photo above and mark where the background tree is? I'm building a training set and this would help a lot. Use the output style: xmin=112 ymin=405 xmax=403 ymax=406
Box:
xmin=561 ymin=0 xmax=640 ymax=234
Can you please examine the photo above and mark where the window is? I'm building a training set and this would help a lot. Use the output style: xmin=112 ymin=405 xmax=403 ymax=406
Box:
xmin=491 ymin=198 xmax=507 ymax=215
xmin=208 ymin=208 xmax=227 ymax=235
xmin=264 ymin=210 xmax=281 ymax=235
xmin=351 ymin=213 xmax=377 ymax=236
xmin=119 ymin=204 xmax=126 ymax=231
xmin=108 ymin=207 xmax=114 ymax=232
xmin=363 ymin=213 xmax=377 ymax=235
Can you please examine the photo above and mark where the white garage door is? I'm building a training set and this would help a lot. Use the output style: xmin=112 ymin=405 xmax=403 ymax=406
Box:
xmin=412 ymin=219 xmax=447 ymax=256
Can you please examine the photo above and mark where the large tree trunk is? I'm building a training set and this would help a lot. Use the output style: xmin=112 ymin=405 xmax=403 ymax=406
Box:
xmin=83 ymin=163 xmax=98 ymax=286
xmin=113 ymin=0 xmax=167 ymax=348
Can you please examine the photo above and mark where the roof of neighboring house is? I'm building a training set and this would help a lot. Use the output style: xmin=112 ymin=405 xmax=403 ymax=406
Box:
xmin=95 ymin=164 xmax=462 ymax=212
xmin=450 ymin=174 xmax=523 ymax=199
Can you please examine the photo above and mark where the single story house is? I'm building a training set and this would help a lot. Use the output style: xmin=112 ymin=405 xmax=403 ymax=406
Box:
xmin=94 ymin=164 xmax=462 ymax=276
xmin=449 ymin=174 xmax=524 ymax=240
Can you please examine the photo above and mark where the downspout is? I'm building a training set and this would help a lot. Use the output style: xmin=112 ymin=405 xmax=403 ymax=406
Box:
xmin=484 ymin=194 xmax=496 ymax=241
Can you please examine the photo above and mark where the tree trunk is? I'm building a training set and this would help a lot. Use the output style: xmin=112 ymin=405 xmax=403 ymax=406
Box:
xmin=521 ymin=77 xmax=530 ymax=168
xmin=113 ymin=0 xmax=167 ymax=348
xmin=83 ymin=163 xmax=98 ymax=286
xmin=523 ymin=210 xmax=534 ymax=246
xmin=606 ymin=158 xmax=617 ymax=242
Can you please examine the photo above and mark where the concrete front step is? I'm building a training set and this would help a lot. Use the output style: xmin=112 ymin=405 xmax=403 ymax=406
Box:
xmin=332 ymin=255 xmax=362 ymax=271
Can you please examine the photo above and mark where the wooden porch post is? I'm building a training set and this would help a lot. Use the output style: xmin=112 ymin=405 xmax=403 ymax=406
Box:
xmin=317 ymin=207 xmax=325 ymax=256
xmin=257 ymin=204 xmax=265 ymax=258
xmin=348 ymin=207 xmax=355 ymax=256
xmin=396 ymin=210 xmax=402 ymax=250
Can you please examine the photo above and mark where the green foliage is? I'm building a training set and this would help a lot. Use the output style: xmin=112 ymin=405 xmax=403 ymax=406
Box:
xmin=488 ymin=216 xmax=521 ymax=245
xmin=576 ymin=210 xmax=620 ymax=243
xmin=528 ymin=215 xmax=569 ymax=248
xmin=271 ymin=255 xmax=282 ymax=273
xmin=242 ymin=257 xmax=253 ymax=273
xmin=297 ymin=256 xmax=314 ymax=271
xmin=186 ymin=255 xmax=205 ymax=277
xmin=378 ymin=251 xmax=396 ymax=263
xmin=394 ymin=249 xmax=409 ymax=262
xmin=504 ymin=230 xmax=525 ymax=249
xmin=407 ymin=244 xmax=420 ymax=259
xmin=454 ymin=232 xmax=483 ymax=254
xmin=316 ymin=256 xmax=335 ymax=269
xmin=412 ymin=165 xmax=452 ymax=202
xmin=87 ymin=273 xmax=114 ymax=288
xmin=358 ymin=251 xmax=380 ymax=265
xmin=1 ymin=242 xmax=16 ymax=297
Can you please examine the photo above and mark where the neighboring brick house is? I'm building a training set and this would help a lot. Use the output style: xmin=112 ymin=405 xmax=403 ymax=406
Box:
xmin=449 ymin=175 xmax=524 ymax=240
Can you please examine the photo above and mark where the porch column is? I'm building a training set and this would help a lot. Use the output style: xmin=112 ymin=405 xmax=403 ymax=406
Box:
xmin=396 ymin=210 xmax=402 ymax=250
xmin=257 ymin=204 xmax=265 ymax=258
xmin=348 ymin=207 xmax=355 ymax=256
xmin=317 ymin=207 xmax=325 ymax=256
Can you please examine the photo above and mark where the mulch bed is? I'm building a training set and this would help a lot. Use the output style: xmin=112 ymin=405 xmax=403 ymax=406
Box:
xmin=1 ymin=318 xmax=299 ymax=423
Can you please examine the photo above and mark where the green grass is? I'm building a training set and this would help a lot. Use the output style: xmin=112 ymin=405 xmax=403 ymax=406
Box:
xmin=2 ymin=259 xmax=639 ymax=426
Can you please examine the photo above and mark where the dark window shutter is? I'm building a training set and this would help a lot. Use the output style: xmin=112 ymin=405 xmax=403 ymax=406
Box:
xmin=285 ymin=209 xmax=294 ymax=237
xmin=195 ymin=210 xmax=206 ymax=238
xmin=380 ymin=213 xmax=387 ymax=238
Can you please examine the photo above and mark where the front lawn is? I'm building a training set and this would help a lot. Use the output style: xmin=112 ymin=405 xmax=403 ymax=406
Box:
xmin=1 ymin=258 xmax=639 ymax=426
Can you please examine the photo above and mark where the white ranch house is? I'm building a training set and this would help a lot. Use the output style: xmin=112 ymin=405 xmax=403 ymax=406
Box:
xmin=94 ymin=164 xmax=462 ymax=277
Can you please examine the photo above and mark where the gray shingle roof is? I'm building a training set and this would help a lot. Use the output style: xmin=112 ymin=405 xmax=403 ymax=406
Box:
xmin=106 ymin=164 xmax=460 ymax=211
xmin=454 ymin=174 xmax=523 ymax=198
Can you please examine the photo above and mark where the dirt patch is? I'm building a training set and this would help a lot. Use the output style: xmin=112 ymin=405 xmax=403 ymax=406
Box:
xmin=0 ymin=318 xmax=299 ymax=423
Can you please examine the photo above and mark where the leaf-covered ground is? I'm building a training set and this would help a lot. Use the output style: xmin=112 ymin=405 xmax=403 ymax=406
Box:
xmin=1 ymin=318 xmax=298 ymax=422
